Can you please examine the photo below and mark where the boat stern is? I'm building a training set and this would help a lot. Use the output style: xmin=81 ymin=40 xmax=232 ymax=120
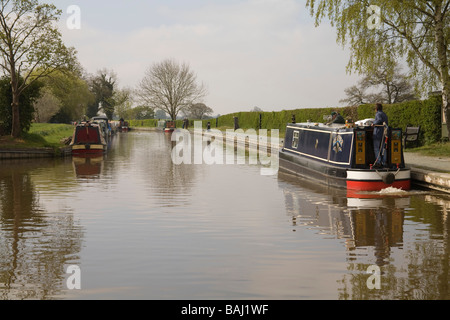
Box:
xmin=70 ymin=122 xmax=108 ymax=156
xmin=346 ymin=168 xmax=411 ymax=191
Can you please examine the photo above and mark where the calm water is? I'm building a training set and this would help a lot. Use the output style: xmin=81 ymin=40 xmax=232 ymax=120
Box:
xmin=0 ymin=131 xmax=449 ymax=300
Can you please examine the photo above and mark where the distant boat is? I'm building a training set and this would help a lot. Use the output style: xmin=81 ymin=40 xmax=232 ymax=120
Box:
xmin=163 ymin=120 xmax=176 ymax=132
xmin=70 ymin=122 xmax=107 ymax=156
xmin=91 ymin=116 xmax=112 ymax=139
xmin=279 ymin=120 xmax=411 ymax=192
xmin=118 ymin=118 xmax=130 ymax=132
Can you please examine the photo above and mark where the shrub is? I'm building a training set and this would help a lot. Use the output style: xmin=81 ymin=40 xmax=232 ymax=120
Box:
xmin=0 ymin=76 xmax=42 ymax=135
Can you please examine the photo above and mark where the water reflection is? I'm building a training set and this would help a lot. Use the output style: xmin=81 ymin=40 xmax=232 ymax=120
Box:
xmin=347 ymin=204 xmax=405 ymax=266
xmin=0 ymin=159 xmax=84 ymax=300
xmin=1 ymin=131 xmax=449 ymax=300
xmin=120 ymin=131 xmax=199 ymax=208
xmin=72 ymin=156 xmax=104 ymax=179
xmin=278 ymin=171 xmax=449 ymax=300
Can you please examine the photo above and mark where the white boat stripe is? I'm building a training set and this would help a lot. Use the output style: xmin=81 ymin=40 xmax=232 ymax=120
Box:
xmin=347 ymin=169 xmax=410 ymax=181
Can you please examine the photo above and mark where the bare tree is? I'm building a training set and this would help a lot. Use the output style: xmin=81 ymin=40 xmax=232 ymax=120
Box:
xmin=185 ymin=103 xmax=213 ymax=119
xmin=137 ymin=59 xmax=207 ymax=120
xmin=340 ymin=85 xmax=369 ymax=106
xmin=341 ymin=64 xmax=416 ymax=105
xmin=362 ymin=64 xmax=416 ymax=104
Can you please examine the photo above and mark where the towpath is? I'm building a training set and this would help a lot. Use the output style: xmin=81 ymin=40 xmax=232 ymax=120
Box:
xmin=403 ymin=152 xmax=450 ymax=193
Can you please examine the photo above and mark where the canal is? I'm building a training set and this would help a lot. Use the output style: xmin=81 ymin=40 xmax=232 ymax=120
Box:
xmin=0 ymin=130 xmax=448 ymax=300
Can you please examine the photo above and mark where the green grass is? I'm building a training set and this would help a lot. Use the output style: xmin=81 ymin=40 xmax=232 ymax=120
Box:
xmin=404 ymin=141 xmax=450 ymax=157
xmin=0 ymin=123 xmax=74 ymax=150
xmin=28 ymin=123 xmax=74 ymax=146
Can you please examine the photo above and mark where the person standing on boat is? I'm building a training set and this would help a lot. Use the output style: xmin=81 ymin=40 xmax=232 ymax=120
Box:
xmin=372 ymin=103 xmax=388 ymax=167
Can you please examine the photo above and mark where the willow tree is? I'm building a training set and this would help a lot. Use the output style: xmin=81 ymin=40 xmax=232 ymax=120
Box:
xmin=0 ymin=0 xmax=76 ymax=137
xmin=137 ymin=59 xmax=207 ymax=121
xmin=306 ymin=0 xmax=450 ymax=134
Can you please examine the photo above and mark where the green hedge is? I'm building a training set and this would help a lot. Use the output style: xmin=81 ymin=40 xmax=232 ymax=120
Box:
xmin=128 ymin=97 xmax=442 ymax=145
xmin=127 ymin=118 xmax=217 ymax=129
xmin=357 ymin=96 xmax=442 ymax=145
xmin=215 ymin=107 xmax=359 ymax=131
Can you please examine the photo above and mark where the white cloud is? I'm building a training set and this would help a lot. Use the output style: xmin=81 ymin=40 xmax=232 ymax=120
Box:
xmin=60 ymin=0 xmax=361 ymax=115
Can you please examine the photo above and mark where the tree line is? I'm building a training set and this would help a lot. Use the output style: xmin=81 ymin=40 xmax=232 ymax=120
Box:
xmin=0 ymin=0 xmax=211 ymax=138
xmin=1 ymin=0 xmax=449 ymax=138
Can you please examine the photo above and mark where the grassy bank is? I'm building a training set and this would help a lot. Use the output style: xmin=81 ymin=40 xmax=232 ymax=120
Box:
xmin=404 ymin=141 xmax=450 ymax=158
xmin=0 ymin=123 xmax=73 ymax=150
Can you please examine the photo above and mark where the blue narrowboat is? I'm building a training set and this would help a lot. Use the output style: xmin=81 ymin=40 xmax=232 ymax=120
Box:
xmin=279 ymin=121 xmax=411 ymax=192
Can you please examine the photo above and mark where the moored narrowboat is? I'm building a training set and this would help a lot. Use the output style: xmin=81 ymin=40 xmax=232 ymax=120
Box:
xmin=118 ymin=118 xmax=129 ymax=132
xmin=164 ymin=120 xmax=176 ymax=132
xmin=70 ymin=122 xmax=108 ymax=156
xmin=279 ymin=121 xmax=411 ymax=192
xmin=92 ymin=116 xmax=112 ymax=140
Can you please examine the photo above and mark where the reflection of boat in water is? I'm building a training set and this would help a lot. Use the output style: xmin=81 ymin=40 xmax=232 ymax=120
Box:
xmin=70 ymin=122 xmax=107 ymax=156
xmin=72 ymin=155 xmax=104 ymax=178
xmin=346 ymin=191 xmax=409 ymax=265
xmin=278 ymin=171 xmax=410 ymax=266
xmin=279 ymin=121 xmax=411 ymax=192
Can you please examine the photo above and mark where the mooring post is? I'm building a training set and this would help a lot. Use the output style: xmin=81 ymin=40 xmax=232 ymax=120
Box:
xmin=234 ymin=117 xmax=239 ymax=130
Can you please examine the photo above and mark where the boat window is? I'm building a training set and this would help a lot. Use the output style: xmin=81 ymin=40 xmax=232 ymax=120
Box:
xmin=292 ymin=131 xmax=299 ymax=149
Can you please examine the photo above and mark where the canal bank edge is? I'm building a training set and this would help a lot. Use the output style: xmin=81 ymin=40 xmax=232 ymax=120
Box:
xmin=0 ymin=146 xmax=71 ymax=159
xmin=407 ymin=167 xmax=450 ymax=193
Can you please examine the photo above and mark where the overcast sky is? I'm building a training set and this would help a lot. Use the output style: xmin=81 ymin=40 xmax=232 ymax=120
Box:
xmin=56 ymin=0 xmax=362 ymax=116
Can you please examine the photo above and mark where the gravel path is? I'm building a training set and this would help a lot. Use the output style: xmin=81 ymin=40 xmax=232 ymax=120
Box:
xmin=404 ymin=152 xmax=450 ymax=173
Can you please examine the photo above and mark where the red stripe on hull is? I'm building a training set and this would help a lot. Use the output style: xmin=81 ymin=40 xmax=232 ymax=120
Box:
xmin=347 ymin=179 xmax=410 ymax=191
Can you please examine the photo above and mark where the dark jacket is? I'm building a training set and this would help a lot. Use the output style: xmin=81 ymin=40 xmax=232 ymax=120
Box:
xmin=373 ymin=110 xmax=388 ymax=139
xmin=331 ymin=113 xmax=345 ymax=124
